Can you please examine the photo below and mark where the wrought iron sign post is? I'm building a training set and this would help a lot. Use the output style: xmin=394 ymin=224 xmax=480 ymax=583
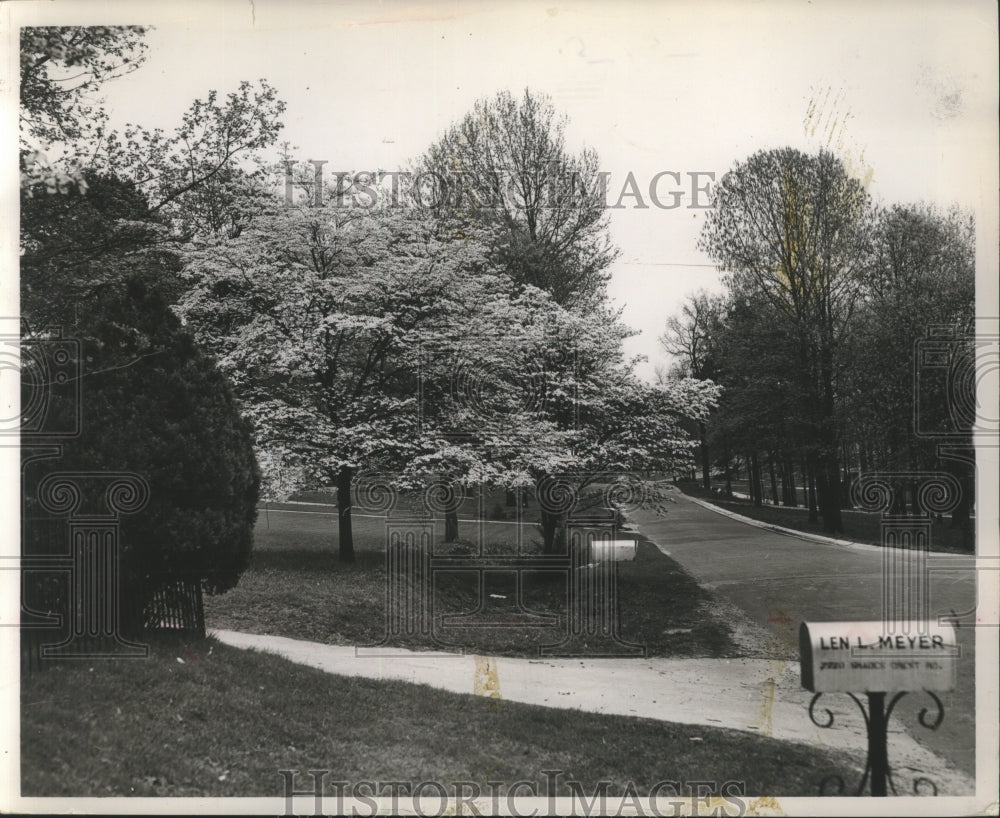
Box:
xmin=800 ymin=619 xmax=957 ymax=797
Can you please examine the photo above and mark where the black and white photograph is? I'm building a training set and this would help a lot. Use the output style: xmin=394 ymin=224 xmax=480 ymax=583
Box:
xmin=2 ymin=1 xmax=998 ymax=815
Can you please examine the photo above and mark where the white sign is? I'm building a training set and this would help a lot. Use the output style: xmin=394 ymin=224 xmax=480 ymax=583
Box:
xmin=590 ymin=539 xmax=637 ymax=562
xmin=799 ymin=620 xmax=958 ymax=693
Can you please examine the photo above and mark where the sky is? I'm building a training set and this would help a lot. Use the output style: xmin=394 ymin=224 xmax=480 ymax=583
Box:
xmin=6 ymin=0 xmax=999 ymax=380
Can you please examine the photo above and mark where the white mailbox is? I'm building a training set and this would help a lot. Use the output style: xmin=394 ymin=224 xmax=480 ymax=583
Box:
xmin=799 ymin=620 xmax=958 ymax=693
xmin=589 ymin=539 xmax=637 ymax=562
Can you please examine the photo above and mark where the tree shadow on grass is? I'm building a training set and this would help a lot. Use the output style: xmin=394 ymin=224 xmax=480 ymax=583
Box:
xmin=219 ymin=538 xmax=742 ymax=659
xmin=248 ymin=548 xmax=385 ymax=573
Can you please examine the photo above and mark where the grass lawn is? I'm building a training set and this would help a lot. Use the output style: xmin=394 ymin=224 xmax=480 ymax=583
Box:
xmin=678 ymin=481 xmax=974 ymax=554
xmin=206 ymin=494 xmax=737 ymax=658
xmin=289 ymin=486 xmax=548 ymax=523
xmin=21 ymin=635 xmax=861 ymax=798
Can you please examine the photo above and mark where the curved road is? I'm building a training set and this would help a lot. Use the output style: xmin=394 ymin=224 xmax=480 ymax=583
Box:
xmin=629 ymin=489 xmax=978 ymax=781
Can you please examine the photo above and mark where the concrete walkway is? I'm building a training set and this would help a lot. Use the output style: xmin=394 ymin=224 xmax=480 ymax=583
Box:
xmin=210 ymin=628 xmax=974 ymax=795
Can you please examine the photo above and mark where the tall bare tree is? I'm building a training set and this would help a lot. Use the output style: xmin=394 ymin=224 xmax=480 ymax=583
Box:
xmin=659 ymin=290 xmax=726 ymax=489
xmin=699 ymin=148 xmax=872 ymax=533
xmin=421 ymin=88 xmax=618 ymax=309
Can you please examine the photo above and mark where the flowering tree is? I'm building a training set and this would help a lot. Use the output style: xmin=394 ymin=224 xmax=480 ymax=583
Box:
xmin=179 ymin=201 xmax=527 ymax=561
xmin=180 ymin=192 xmax=720 ymax=560
xmin=521 ymin=326 xmax=721 ymax=551
xmin=363 ymin=286 xmax=721 ymax=551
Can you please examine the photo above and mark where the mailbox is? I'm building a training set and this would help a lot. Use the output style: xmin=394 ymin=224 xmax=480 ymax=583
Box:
xmin=799 ymin=620 xmax=957 ymax=693
xmin=590 ymin=539 xmax=637 ymax=562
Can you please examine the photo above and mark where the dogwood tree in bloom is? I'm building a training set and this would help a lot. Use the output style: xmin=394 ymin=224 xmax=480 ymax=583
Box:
xmin=514 ymin=318 xmax=721 ymax=551
xmin=179 ymin=197 xmax=719 ymax=559
xmin=180 ymin=201 xmax=525 ymax=560
xmin=371 ymin=273 xmax=721 ymax=550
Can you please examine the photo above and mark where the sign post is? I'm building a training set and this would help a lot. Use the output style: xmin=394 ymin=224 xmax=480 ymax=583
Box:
xmin=799 ymin=620 xmax=958 ymax=797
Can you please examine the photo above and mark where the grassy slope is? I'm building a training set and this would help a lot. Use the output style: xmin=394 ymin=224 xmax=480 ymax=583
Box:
xmin=23 ymin=487 xmax=856 ymax=798
xmin=21 ymin=636 xmax=859 ymax=798
xmin=207 ymin=500 xmax=737 ymax=658
xmin=679 ymin=482 xmax=973 ymax=554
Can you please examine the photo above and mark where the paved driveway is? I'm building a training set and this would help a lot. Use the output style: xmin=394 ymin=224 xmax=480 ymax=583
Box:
xmin=629 ymin=490 xmax=978 ymax=780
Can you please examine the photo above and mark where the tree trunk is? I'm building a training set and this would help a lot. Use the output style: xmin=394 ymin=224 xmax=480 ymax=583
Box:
xmin=768 ymin=454 xmax=779 ymax=506
xmin=505 ymin=489 xmax=516 ymax=507
xmin=815 ymin=453 xmax=844 ymax=534
xmin=541 ymin=510 xmax=555 ymax=553
xmin=950 ymin=471 xmax=973 ymax=549
xmin=840 ymin=444 xmax=853 ymax=509
xmin=540 ymin=509 xmax=567 ymax=554
xmin=814 ymin=345 xmax=844 ymax=534
xmin=723 ymin=437 xmax=733 ymax=496
xmin=441 ymin=479 xmax=461 ymax=543
xmin=750 ymin=452 xmax=763 ymax=507
xmin=840 ymin=472 xmax=853 ymax=509
xmin=939 ymin=447 xmax=975 ymax=549
xmin=336 ymin=465 xmax=355 ymax=563
xmin=445 ymin=509 xmax=459 ymax=543
xmin=700 ymin=421 xmax=711 ymax=490
xmin=783 ymin=455 xmax=798 ymax=507
xmin=805 ymin=454 xmax=818 ymax=524
xmin=889 ymin=477 xmax=906 ymax=515
xmin=950 ymin=475 xmax=971 ymax=529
